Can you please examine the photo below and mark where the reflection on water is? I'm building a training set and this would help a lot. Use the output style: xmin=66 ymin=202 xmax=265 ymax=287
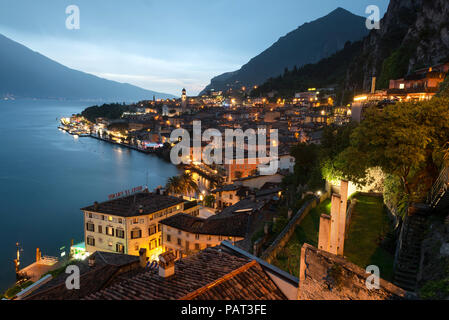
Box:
xmin=0 ymin=100 xmax=179 ymax=291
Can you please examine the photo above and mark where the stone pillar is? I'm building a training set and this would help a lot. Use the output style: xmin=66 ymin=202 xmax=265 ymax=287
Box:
xmin=338 ymin=180 xmax=349 ymax=256
xmin=318 ymin=214 xmax=331 ymax=252
xmin=329 ymin=194 xmax=341 ymax=255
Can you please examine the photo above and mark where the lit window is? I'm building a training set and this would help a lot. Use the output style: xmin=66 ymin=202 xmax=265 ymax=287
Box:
xmin=108 ymin=216 xmax=113 ymax=222
xmin=399 ymin=83 xmax=405 ymax=89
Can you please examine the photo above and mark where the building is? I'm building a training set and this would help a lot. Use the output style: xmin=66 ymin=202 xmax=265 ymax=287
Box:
xmin=181 ymin=88 xmax=187 ymax=111
xmin=210 ymin=183 xmax=246 ymax=209
xmin=160 ymin=212 xmax=248 ymax=258
xmin=81 ymin=191 xmax=199 ymax=261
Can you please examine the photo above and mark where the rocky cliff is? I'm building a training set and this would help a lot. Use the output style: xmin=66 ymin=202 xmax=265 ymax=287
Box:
xmin=347 ymin=0 xmax=449 ymax=92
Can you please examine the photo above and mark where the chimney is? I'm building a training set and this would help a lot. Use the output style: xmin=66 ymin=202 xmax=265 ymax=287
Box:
xmin=139 ymin=248 xmax=148 ymax=268
xmin=371 ymin=77 xmax=376 ymax=94
xmin=158 ymin=251 xmax=176 ymax=278
xmin=88 ymin=255 xmax=96 ymax=267
xmin=139 ymin=205 xmax=144 ymax=214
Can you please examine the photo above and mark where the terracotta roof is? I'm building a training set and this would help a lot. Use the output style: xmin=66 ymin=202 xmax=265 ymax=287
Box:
xmin=160 ymin=212 xmax=250 ymax=237
xmin=181 ymin=261 xmax=286 ymax=300
xmin=81 ymin=192 xmax=184 ymax=217
xmin=84 ymin=246 xmax=286 ymax=300
xmin=26 ymin=252 xmax=140 ymax=300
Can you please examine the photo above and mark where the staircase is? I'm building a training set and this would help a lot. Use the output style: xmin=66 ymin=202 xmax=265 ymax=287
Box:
xmin=393 ymin=204 xmax=429 ymax=292
xmin=428 ymin=167 xmax=449 ymax=211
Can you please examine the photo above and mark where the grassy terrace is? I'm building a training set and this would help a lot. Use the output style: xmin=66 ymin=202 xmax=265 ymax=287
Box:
xmin=344 ymin=194 xmax=394 ymax=281
xmin=272 ymin=199 xmax=331 ymax=277
xmin=272 ymin=194 xmax=394 ymax=280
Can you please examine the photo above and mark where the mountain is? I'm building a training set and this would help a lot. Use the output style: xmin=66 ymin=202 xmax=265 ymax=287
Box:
xmin=346 ymin=0 xmax=449 ymax=92
xmin=0 ymin=34 xmax=175 ymax=101
xmin=200 ymin=7 xmax=369 ymax=95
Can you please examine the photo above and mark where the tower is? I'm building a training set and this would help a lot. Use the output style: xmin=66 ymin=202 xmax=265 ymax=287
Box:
xmin=181 ymin=88 xmax=187 ymax=112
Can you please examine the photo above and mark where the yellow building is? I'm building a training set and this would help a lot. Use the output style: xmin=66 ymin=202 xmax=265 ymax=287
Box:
xmin=160 ymin=213 xmax=248 ymax=259
xmin=82 ymin=192 xmax=199 ymax=261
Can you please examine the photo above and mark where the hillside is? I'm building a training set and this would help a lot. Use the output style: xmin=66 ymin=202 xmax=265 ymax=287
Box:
xmin=201 ymin=7 xmax=369 ymax=95
xmin=0 ymin=34 xmax=175 ymax=101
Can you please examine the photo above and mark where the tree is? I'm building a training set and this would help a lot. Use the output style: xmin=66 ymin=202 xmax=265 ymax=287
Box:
xmin=180 ymin=172 xmax=199 ymax=195
xmin=165 ymin=176 xmax=183 ymax=196
xmin=336 ymin=97 xmax=449 ymax=201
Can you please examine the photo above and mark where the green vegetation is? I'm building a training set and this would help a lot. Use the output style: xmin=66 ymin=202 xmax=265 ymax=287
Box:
xmin=2 ymin=280 xmax=33 ymax=299
xmin=377 ymin=43 xmax=417 ymax=89
xmin=273 ymin=195 xmax=394 ymax=280
xmin=334 ymin=97 xmax=449 ymax=209
xmin=272 ymin=199 xmax=331 ymax=277
xmin=251 ymin=40 xmax=363 ymax=101
xmin=81 ymin=103 xmax=130 ymax=123
xmin=165 ymin=172 xmax=199 ymax=196
xmin=420 ymin=278 xmax=449 ymax=300
xmin=344 ymin=195 xmax=394 ymax=281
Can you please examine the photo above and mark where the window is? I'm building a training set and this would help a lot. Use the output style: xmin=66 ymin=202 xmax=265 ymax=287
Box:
xmin=86 ymin=223 xmax=95 ymax=232
xmin=185 ymin=241 xmax=190 ymax=251
xmin=207 ymin=235 xmax=212 ymax=241
xmin=118 ymin=218 xmax=123 ymax=224
xmin=108 ymin=241 xmax=113 ymax=247
xmin=195 ymin=234 xmax=200 ymax=240
xmin=166 ymin=234 xmax=171 ymax=242
xmin=150 ymin=239 xmax=157 ymax=250
xmin=148 ymin=224 xmax=157 ymax=236
xmin=195 ymin=243 xmax=200 ymax=250
xmin=206 ymin=244 xmax=211 ymax=248
xmin=106 ymin=227 xmax=114 ymax=236
xmin=131 ymin=229 xmax=142 ymax=239
xmin=134 ymin=244 xmax=139 ymax=251
xmin=177 ymin=238 xmax=182 ymax=246
xmin=88 ymin=213 xmax=92 ymax=218
xmin=116 ymin=243 xmax=124 ymax=253
xmin=101 ymin=215 xmax=105 ymax=220
xmin=98 ymin=225 xmax=102 ymax=233
xmin=87 ymin=237 xmax=95 ymax=246
xmin=108 ymin=216 xmax=113 ymax=222
xmin=133 ymin=218 xmax=138 ymax=224
xmin=158 ymin=224 xmax=161 ymax=232
xmin=116 ymin=229 xmax=125 ymax=239
xmin=178 ymin=230 xmax=182 ymax=235
xmin=158 ymin=237 xmax=161 ymax=247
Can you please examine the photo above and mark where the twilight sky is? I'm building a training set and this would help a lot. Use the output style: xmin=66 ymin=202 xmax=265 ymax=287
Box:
xmin=0 ymin=0 xmax=389 ymax=96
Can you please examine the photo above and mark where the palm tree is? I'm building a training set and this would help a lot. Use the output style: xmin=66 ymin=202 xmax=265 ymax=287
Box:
xmin=165 ymin=176 xmax=183 ymax=196
xmin=180 ymin=172 xmax=199 ymax=195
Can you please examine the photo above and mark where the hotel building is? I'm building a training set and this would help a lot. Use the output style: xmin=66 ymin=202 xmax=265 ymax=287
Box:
xmin=81 ymin=191 xmax=199 ymax=261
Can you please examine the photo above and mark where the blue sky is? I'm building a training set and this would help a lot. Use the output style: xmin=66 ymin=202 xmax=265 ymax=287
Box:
xmin=0 ymin=0 xmax=389 ymax=95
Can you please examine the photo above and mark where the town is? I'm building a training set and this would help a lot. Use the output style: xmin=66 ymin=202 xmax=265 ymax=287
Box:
xmin=4 ymin=59 xmax=449 ymax=301
xmin=1 ymin=0 xmax=449 ymax=306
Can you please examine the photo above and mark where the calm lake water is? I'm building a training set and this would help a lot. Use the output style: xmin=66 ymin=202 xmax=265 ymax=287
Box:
xmin=0 ymin=99 xmax=179 ymax=291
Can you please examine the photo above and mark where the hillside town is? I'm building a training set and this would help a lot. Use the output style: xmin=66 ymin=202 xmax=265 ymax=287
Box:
xmin=2 ymin=0 xmax=449 ymax=306
xmin=4 ymin=57 xmax=449 ymax=301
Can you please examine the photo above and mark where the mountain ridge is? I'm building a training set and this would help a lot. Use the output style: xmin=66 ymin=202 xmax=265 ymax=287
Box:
xmin=200 ymin=7 xmax=369 ymax=95
xmin=0 ymin=34 xmax=175 ymax=101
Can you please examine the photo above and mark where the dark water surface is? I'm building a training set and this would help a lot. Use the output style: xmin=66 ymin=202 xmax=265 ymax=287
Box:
xmin=0 ymin=100 xmax=179 ymax=291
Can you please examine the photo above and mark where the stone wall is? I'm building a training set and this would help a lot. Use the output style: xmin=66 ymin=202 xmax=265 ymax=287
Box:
xmin=261 ymin=192 xmax=329 ymax=264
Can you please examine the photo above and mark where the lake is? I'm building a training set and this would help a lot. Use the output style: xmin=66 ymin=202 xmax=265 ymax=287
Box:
xmin=0 ymin=99 xmax=179 ymax=291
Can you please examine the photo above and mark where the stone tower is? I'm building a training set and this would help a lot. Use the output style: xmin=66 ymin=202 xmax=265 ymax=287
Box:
xmin=181 ymin=88 xmax=187 ymax=112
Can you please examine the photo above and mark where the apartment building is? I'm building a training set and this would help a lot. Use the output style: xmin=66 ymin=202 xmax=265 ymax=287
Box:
xmin=160 ymin=213 xmax=248 ymax=259
xmin=81 ymin=192 xmax=199 ymax=261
